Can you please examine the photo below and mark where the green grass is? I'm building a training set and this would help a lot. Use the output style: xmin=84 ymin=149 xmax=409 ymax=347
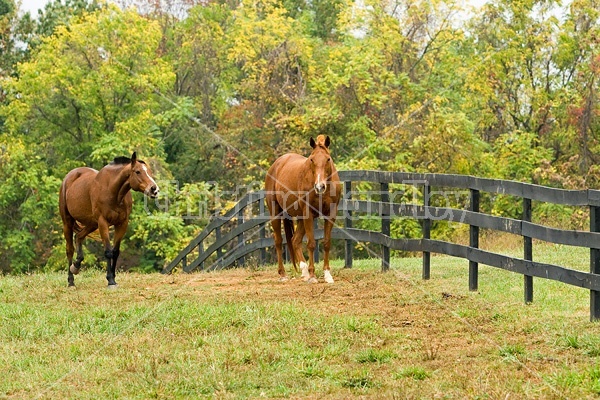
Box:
xmin=499 ymin=344 xmax=526 ymax=360
xmin=1 ymin=240 xmax=600 ymax=398
xmin=395 ymin=366 xmax=430 ymax=381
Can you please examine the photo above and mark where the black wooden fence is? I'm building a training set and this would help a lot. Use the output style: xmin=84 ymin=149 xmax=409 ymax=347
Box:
xmin=163 ymin=170 xmax=600 ymax=321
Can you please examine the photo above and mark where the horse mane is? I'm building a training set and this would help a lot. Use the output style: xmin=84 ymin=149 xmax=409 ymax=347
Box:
xmin=111 ymin=156 xmax=131 ymax=165
xmin=110 ymin=156 xmax=146 ymax=165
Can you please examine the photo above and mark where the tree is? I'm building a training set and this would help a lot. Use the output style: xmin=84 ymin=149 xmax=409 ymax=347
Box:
xmin=0 ymin=138 xmax=61 ymax=273
xmin=161 ymin=4 xmax=238 ymax=184
xmin=2 ymin=5 xmax=175 ymax=172
xmin=0 ymin=0 xmax=17 ymax=77
xmin=194 ymin=0 xmax=319 ymax=187
xmin=34 ymin=0 xmax=101 ymax=37
xmin=466 ymin=0 xmax=563 ymax=145
xmin=554 ymin=0 xmax=600 ymax=182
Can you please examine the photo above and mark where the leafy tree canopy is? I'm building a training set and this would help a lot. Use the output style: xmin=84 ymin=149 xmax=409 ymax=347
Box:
xmin=1 ymin=0 xmax=600 ymax=273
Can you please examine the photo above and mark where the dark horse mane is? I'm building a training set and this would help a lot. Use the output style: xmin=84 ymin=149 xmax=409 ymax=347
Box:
xmin=110 ymin=156 xmax=146 ymax=165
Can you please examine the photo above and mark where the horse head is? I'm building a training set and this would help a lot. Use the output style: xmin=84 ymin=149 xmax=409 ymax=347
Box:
xmin=308 ymin=135 xmax=333 ymax=195
xmin=128 ymin=152 xmax=159 ymax=198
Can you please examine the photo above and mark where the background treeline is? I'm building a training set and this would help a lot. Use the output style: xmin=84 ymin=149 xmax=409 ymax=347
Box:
xmin=0 ymin=0 xmax=598 ymax=273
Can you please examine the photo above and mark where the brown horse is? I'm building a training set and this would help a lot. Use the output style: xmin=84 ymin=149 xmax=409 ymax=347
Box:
xmin=59 ymin=152 xmax=159 ymax=287
xmin=265 ymin=135 xmax=341 ymax=283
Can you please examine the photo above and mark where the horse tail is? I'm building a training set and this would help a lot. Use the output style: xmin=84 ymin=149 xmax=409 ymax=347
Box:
xmin=283 ymin=217 xmax=298 ymax=273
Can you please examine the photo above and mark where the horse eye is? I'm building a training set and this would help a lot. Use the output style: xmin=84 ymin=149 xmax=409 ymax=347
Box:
xmin=327 ymin=158 xmax=331 ymax=162
xmin=310 ymin=158 xmax=314 ymax=163
xmin=135 ymin=171 xmax=141 ymax=175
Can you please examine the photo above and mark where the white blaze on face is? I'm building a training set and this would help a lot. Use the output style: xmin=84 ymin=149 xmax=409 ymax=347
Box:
xmin=315 ymin=173 xmax=326 ymax=194
xmin=142 ymin=164 xmax=159 ymax=194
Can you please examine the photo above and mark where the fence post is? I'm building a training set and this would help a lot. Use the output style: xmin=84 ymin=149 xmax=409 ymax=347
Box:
xmin=591 ymin=205 xmax=600 ymax=321
xmin=198 ymin=242 xmax=204 ymax=270
xmin=381 ymin=182 xmax=390 ymax=272
xmin=469 ymin=189 xmax=479 ymax=291
xmin=237 ymin=207 xmax=245 ymax=267
xmin=182 ymin=254 xmax=187 ymax=271
xmin=259 ymin=198 xmax=267 ymax=265
xmin=423 ymin=183 xmax=431 ymax=280
xmin=344 ymin=181 xmax=353 ymax=268
xmin=523 ymin=198 xmax=533 ymax=304
xmin=216 ymin=225 xmax=222 ymax=261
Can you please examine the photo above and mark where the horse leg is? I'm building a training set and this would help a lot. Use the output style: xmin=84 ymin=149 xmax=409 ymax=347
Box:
xmin=266 ymin=197 xmax=288 ymax=281
xmin=270 ymin=216 xmax=287 ymax=281
xmin=302 ymin=216 xmax=318 ymax=284
xmin=97 ymin=217 xmax=117 ymax=288
xmin=292 ymin=222 xmax=309 ymax=280
xmin=71 ymin=224 xmax=97 ymax=276
xmin=322 ymin=213 xmax=337 ymax=284
xmin=107 ymin=223 xmax=128 ymax=288
xmin=63 ymin=221 xmax=76 ymax=287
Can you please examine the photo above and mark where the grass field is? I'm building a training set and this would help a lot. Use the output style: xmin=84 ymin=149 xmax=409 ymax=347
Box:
xmin=2 ymin=239 xmax=600 ymax=399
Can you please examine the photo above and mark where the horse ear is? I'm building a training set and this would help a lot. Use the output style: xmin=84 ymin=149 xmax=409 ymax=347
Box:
xmin=131 ymin=152 xmax=137 ymax=164
xmin=310 ymin=137 xmax=316 ymax=149
xmin=324 ymin=135 xmax=331 ymax=148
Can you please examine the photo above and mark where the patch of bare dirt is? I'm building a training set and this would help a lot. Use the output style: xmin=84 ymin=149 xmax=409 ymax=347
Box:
xmin=158 ymin=267 xmax=504 ymax=359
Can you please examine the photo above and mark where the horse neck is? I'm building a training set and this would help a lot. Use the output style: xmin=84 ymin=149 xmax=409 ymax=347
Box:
xmin=106 ymin=164 xmax=132 ymax=205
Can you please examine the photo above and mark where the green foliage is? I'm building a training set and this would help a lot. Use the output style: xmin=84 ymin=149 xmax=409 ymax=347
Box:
xmin=0 ymin=0 xmax=28 ymax=78
xmin=0 ymin=138 xmax=61 ymax=273
xmin=2 ymin=5 xmax=174 ymax=169
xmin=169 ymin=4 xmax=234 ymax=126
xmin=129 ymin=181 xmax=216 ymax=271
xmin=488 ymin=132 xmax=554 ymax=218
xmin=0 ymin=0 xmax=13 ymax=16
xmin=493 ymin=132 xmax=553 ymax=182
xmin=34 ymin=0 xmax=101 ymax=37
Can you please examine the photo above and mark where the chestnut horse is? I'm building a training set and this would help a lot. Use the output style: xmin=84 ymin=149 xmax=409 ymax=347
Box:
xmin=59 ymin=152 xmax=159 ymax=287
xmin=265 ymin=135 xmax=341 ymax=283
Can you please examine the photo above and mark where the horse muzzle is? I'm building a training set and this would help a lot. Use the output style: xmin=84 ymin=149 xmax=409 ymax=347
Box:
xmin=314 ymin=183 xmax=326 ymax=195
xmin=147 ymin=185 xmax=160 ymax=198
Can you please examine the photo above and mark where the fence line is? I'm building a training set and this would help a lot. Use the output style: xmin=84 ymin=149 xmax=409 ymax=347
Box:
xmin=163 ymin=170 xmax=600 ymax=321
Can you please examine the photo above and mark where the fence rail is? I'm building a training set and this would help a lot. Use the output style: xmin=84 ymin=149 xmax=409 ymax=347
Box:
xmin=163 ymin=170 xmax=600 ymax=321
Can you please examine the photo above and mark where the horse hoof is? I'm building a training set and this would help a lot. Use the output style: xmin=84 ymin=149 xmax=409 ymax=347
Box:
xmin=324 ymin=270 xmax=334 ymax=284
xmin=68 ymin=283 xmax=76 ymax=288
xmin=69 ymin=264 xmax=80 ymax=275
xmin=279 ymin=276 xmax=289 ymax=282
xmin=306 ymin=277 xmax=318 ymax=284
xmin=107 ymin=284 xmax=118 ymax=290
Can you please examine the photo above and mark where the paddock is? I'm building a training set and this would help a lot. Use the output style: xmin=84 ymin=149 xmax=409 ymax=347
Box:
xmin=1 ymin=249 xmax=595 ymax=398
